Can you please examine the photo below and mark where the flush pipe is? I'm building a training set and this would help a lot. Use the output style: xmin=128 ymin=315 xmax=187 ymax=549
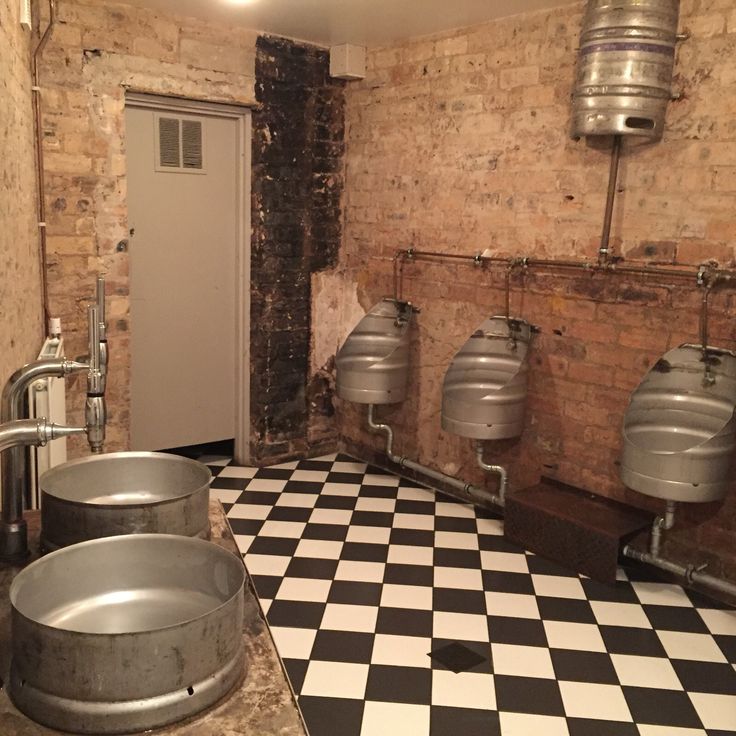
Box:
xmin=623 ymin=500 xmax=736 ymax=600
xmin=367 ymin=404 xmax=506 ymax=508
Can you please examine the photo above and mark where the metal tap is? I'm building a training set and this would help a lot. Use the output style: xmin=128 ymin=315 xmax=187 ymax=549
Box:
xmin=85 ymin=303 xmax=107 ymax=453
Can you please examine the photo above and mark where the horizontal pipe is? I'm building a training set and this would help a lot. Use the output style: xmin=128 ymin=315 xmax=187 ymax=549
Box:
xmin=367 ymin=405 xmax=505 ymax=508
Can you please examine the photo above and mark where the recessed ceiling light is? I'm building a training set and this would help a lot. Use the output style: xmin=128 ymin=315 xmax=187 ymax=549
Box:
xmin=226 ymin=0 xmax=259 ymax=5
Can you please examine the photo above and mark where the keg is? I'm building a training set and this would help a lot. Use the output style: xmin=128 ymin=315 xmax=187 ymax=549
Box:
xmin=572 ymin=0 xmax=680 ymax=139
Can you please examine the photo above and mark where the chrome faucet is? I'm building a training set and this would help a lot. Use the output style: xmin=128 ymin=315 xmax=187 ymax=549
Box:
xmin=0 ymin=279 xmax=108 ymax=563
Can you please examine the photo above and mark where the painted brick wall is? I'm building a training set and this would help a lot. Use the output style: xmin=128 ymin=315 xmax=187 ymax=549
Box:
xmin=251 ymin=36 xmax=345 ymax=463
xmin=0 ymin=0 xmax=44 ymax=385
xmin=333 ymin=1 xmax=736 ymax=578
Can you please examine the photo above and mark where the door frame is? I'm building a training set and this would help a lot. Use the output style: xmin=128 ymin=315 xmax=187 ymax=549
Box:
xmin=125 ymin=92 xmax=252 ymax=464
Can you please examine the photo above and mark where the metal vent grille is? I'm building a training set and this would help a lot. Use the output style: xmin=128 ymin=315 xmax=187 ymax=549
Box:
xmin=181 ymin=120 xmax=203 ymax=169
xmin=158 ymin=117 xmax=181 ymax=168
xmin=155 ymin=114 xmax=205 ymax=173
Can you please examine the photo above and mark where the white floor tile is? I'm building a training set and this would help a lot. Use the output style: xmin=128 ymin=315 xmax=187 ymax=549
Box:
xmin=435 ymin=530 xmax=479 ymax=550
xmin=321 ymin=482 xmax=362 ymax=496
xmin=435 ymin=500 xmax=475 ymax=518
xmin=259 ymin=520 xmax=307 ymax=539
xmin=431 ymin=669 xmax=496 ymax=709
xmin=657 ymin=631 xmax=727 ymax=663
xmin=360 ymin=701 xmax=430 ymax=736
xmin=482 ymin=550 xmax=530 ymax=574
xmin=397 ymin=486 xmax=434 ymax=502
xmin=476 ymin=517 xmax=504 ymax=536
xmin=227 ymin=504 xmax=271 ymax=520
xmin=393 ymin=513 xmax=435 ymax=530
xmin=209 ymin=488 xmax=242 ymax=504
xmin=637 ymin=726 xmax=707 ymax=736
xmin=259 ymin=598 xmax=272 ymax=614
xmin=269 ymin=626 xmax=317 ymax=659
xmin=243 ymin=478 xmax=287 ymax=492
xmin=530 ymin=574 xmax=586 ymax=600
xmin=335 ymin=560 xmax=386 ymax=583
xmin=688 ymin=692 xmax=736 ymax=730
xmin=380 ymin=584 xmax=433 ymax=611
xmin=345 ymin=525 xmax=391 ymax=545
xmin=200 ymin=456 xmax=230 ymax=466
xmin=233 ymin=534 xmax=255 ymax=554
xmin=354 ymin=496 xmax=396 ymax=513
xmin=243 ymin=553 xmax=291 ymax=577
xmin=330 ymin=461 xmax=368 ymax=474
xmin=300 ymin=660 xmax=369 ymax=699
xmin=632 ymin=582 xmax=694 ymax=607
xmin=320 ymin=603 xmax=378 ymax=633
xmin=290 ymin=469 xmax=329 ymax=482
xmin=485 ymin=591 xmax=540 ymax=620
xmin=491 ymin=643 xmax=555 ymax=679
xmin=590 ymin=601 xmax=651 ymax=629
xmin=558 ymin=681 xmax=633 ymax=722
xmin=216 ymin=466 xmax=258 ymax=478
xmin=275 ymin=492 xmax=319 ymax=508
xmin=309 ymin=453 xmax=337 ymax=462
xmin=434 ymin=566 xmax=484 ymax=591
xmin=294 ymin=538 xmax=344 ymax=560
xmin=433 ymin=611 xmax=489 ymax=642
xmin=543 ymin=621 xmax=606 ymax=653
xmin=610 ymin=653 xmax=683 ymax=690
xmin=499 ymin=712 xmax=570 ymax=736
xmin=309 ymin=508 xmax=353 ymax=525
xmin=387 ymin=544 xmax=434 ymax=566
xmin=371 ymin=634 xmax=433 ymax=668
xmin=362 ymin=473 xmax=400 ymax=486
xmin=276 ymin=577 xmax=332 ymax=603
xmin=268 ymin=459 xmax=299 ymax=470
xmin=698 ymin=607 xmax=736 ymax=636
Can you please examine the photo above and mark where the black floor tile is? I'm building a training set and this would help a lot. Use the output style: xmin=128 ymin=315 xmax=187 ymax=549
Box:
xmin=384 ymin=563 xmax=435 ymax=587
xmin=310 ymin=630 xmax=375 ymax=663
xmin=537 ymin=597 xmax=596 ymax=624
xmin=296 ymin=459 xmax=334 ymax=471
xmin=249 ymin=574 xmax=283 ymax=600
xmin=478 ymin=535 xmax=524 ymax=553
xmin=284 ymin=480 xmax=324 ymax=494
xmin=525 ymin=554 xmax=578 ymax=578
xmin=267 ymin=506 xmax=313 ymax=523
xmin=715 ymin=635 xmax=736 ymax=664
xmin=550 ymin=649 xmax=618 ymax=684
xmin=253 ymin=467 xmax=294 ymax=480
xmin=390 ymin=528 xmax=435 ymax=547
xmin=566 ymin=718 xmax=639 ymax=736
xmin=326 ymin=472 xmax=365 ymax=484
xmin=482 ymin=570 xmax=536 ymax=595
xmin=599 ymin=625 xmax=668 ymax=657
xmin=580 ymin=578 xmax=640 ymax=604
xmin=283 ymin=658 xmax=309 ymax=693
xmin=645 ymin=604 xmax=710 ymax=633
xmin=364 ymin=664 xmax=432 ymax=704
xmin=340 ymin=542 xmax=389 ymax=563
xmin=434 ymin=548 xmax=482 ymax=569
xmin=228 ymin=518 xmax=264 ymax=536
xmin=285 ymin=557 xmax=339 ymax=580
xmin=328 ymin=580 xmax=383 ymax=607
xmin=298 ymin=695 xmax=364 ymax=736
xmin=433 ymin=588 xmax=486 ymax=615
xmin=237 ymin=490 xmax=281 ymax=505
xmin=623 ymin=686 xmax=704 ymax=728
xmin=435 ymin=516 xmax=478 ymax=533
xmin=266 ymin=600 xmax=326 ymax=629
xmin=302 ymin=522 xmax=350 ymax=541
xmin=430 ymin=706 xmax=500 ymax=736
xmin=376 ymin=607 xmax=434 ymax=637
xmin=359 ymin=484 xmax=398 ymax=498
xmin=248 ymin=536 xmax=300 ymax=556
xmin=396 ymin=499 xmax=436 ymax=515
xmin=672 ymin=659 xmax=736 ymax=695
xmin=493 ymin=674 xmax=565 ymax=716
xmin=351 ymin=510 xmax=395 ymax=527
xmin=488 ymin=616 xmax=549 ymax=647
xmin=428 ymin=641 xmax=488 ymax=673
xmin=314 ymin=494 xmax=357 ymax=510
xmin=209 ymin=476 xmax=248 ymax=490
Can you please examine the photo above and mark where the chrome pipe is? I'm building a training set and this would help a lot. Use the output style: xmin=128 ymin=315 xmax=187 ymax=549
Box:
xmin=367 ymin=405 xmax=506 ymax=508
xmin=476 ymin=442 xmax=507 ymax=507
xmin=86 ymin=305 xmax=106 ymax=453
xmin=599 ymin=135 xmax=623 ymax=264
xmin=650 ymin=500 xmax=676 ymax=558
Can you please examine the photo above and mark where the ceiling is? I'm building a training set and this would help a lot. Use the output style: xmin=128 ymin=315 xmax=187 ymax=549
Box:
xmin=120 ymin=0 xmax=571 ymax=47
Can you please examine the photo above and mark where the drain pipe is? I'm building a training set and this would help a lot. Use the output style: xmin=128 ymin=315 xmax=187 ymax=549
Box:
xmin=623 ymin=500 xmax=736 ymax=600
xmin=367 ymin=405 xmax=506 ymax=508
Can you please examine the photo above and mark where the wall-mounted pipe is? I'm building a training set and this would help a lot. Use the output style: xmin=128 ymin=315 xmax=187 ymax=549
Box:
xmin=367 ymin=404 xmax=506 ymax=508
xmin=599 ymin=135 xmax=623 ymax=264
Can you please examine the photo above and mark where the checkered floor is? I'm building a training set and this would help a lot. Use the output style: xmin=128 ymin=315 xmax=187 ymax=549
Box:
xmin=206 ymin=452 xmax=736 ymax=736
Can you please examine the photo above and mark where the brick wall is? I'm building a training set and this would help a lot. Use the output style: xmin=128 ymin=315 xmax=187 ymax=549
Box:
xmin=251 ymin=36 xmax=345 ymax=463
xmin=332 ymin=1 xmax=736 ymax=578
xmin=38 ymin=0 xmax=257 ymax=452
xmin=0 ymin=0 xmax=44 ymax=386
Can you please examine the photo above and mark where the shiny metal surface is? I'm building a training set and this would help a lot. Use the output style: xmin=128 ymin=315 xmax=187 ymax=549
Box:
xmin=572 ymin=0 xmax=680 ymax=139
xmin=336 ymin=299 xmax=414 ymax=405
xmin=442 ymin=317 xmax=532 ymax=440
xmin=40 ymin=451 xmax=211 ymax=550
xmin=9 ymin=534 xmax=245 ymax=734
xmin=621 ymin=344 xmax=736 ymax=502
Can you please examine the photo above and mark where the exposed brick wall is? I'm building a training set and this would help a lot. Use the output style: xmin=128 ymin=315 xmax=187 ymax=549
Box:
xmin=333 ymin=1 xmax=736 ymax=579
xmin=38 ymin=0 xmax=257 ymax=452
xmin=250 ymin=36 xmax=345 ymax=462
xmin=0 ymin=0 xmax=44 ymax=385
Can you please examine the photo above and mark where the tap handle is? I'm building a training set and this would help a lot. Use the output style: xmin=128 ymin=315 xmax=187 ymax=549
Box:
xmin=96 ymin=275 xmax=107 ymax=341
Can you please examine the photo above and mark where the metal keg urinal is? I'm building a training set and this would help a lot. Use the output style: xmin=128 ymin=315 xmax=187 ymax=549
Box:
xmin=621 ymin=345 xmax=736 ymax=503
xmin=336 ymin=299 xmax=414 ymax=405
xmin=442 ymin=317 xmax=532 ymax=439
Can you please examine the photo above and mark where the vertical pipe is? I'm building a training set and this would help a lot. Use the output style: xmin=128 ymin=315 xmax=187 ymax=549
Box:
xmin=599 ymin=135 xmax=623 ymax=264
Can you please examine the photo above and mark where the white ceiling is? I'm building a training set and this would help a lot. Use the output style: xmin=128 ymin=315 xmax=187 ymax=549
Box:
xmin=120 ymin=0 xmax=571 ymax=47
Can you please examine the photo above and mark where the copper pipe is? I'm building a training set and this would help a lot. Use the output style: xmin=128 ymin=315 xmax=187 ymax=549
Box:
xmin=599 ymin=135 xmax=623 ymax=264
xmin=32 ymin=0 xmax=57 ymax=335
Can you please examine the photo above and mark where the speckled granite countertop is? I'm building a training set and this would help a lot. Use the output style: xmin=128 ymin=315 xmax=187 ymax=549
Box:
xmin=0 ymin=501 xmax=307 ymax=736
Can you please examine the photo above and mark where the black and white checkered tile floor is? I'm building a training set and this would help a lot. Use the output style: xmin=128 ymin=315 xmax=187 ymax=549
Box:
xmin=207 ymin=452 xmax=736 ymax=736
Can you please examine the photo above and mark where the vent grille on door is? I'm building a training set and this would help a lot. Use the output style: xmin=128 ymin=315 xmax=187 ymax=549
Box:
xmin=155 ymin=114 xmax=205 ymax=174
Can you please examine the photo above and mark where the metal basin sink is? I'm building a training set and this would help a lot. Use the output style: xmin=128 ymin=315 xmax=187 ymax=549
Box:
xmin=9 ymin=534 xmax=245 ymax=734
xmin=40 ymin=451 xmax=211 ymax=550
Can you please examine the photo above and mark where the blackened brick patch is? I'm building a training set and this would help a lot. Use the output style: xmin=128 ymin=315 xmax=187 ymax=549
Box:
xmin=250 ymin=35 xmax=345 ymax=463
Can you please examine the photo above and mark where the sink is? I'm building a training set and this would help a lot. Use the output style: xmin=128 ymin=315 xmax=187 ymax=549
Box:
xmin=9 ymin=534 xmax=245 ymax=734
xmin=40 ymin=451 xmax=211 ymax=550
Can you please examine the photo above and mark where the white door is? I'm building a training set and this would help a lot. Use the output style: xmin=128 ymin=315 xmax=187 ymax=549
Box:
xmin=125 ymin=102 xmax=245 ymax=451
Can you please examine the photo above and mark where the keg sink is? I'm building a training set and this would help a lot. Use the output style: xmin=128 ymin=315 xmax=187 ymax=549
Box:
xmin=9 ymin=534 xmax=246 ymax=734
xmin=40 ymin=451 xmax=211 ymax=550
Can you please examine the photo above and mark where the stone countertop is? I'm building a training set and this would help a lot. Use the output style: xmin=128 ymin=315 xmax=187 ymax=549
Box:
xmin=0 ymin=501 xmax=307 ymax=736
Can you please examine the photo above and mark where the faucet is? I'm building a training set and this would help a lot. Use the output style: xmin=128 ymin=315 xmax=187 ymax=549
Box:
xmin=0 ymin=280 xmax=108 ymax=563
